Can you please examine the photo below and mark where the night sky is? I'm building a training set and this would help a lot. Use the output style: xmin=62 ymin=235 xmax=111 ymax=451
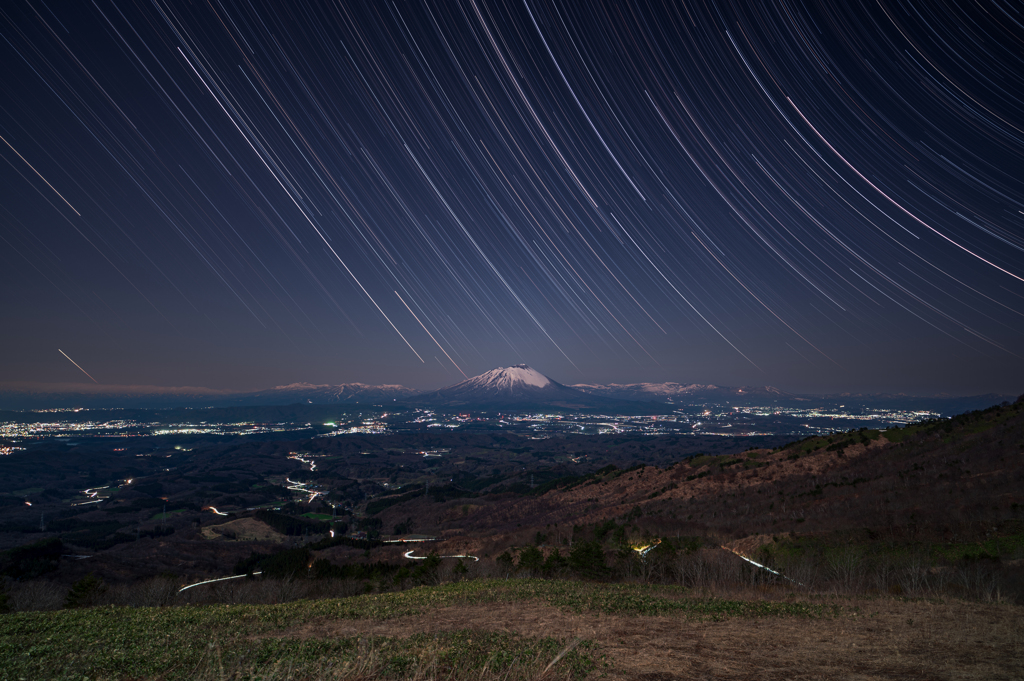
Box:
xmin=2 ymin=1 xmax=1023 ymax=396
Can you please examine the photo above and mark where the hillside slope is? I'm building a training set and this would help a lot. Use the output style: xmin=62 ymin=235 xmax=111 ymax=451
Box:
xmin=373 ymin=396 xmax=1024 ymax=560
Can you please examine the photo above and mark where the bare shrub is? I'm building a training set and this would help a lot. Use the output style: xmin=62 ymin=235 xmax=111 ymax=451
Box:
xmin=870 ymin=554 xmax=896 ymax=594
xmin=897 ymin=554 xmax=928 ymax=596
xmin=675 ymin=549 xmax=749 ymax=593
xmin=827 ymin=547 xmax=864 ymax=593
xmin=8 ymin=580 xmax=66 ymax=612
xmin=775 ymin=553 xmax=821 ymax=589
xmin=674 ymin=549 xmax=709 ymax=590
xmin=956 ymin=561 xmax=1000 ymax=602
xmin=104 ymin=577 xmax=185 ymax=607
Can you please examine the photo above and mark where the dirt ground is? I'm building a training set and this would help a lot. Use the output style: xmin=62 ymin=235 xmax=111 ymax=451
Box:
xmin=272 ymin=596 xmax=1023 ymax=680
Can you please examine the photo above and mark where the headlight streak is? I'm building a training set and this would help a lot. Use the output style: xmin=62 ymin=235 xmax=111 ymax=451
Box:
xmin=404 ymin=549 xmax=478 ymax=561
xmin=721 ymin=544 xmax=804 ymax=587
xmin=178 ymin=571 xmax=262 ymax=592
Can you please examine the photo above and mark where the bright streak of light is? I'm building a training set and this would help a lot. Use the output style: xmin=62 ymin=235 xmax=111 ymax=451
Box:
xmin=789 ymin=98 xmax=1024 ymax=285
xmin=395 ymin=290 xmax=467 ymax=377
xmin=285 ymin=476 xmax=324 ymax=503
xmin=631 ymin=538 xmax=661 ymax=558
xmin=721 ymin=545 xmax=804 ymax=586
xmin=179 ymin=571 xmax=262 ymax=592
xmin=0 ymin=134 xmax=81 ymax=215
xmin=58 ymin=349 xmax=99 ymax=383
xmin=404 ymin=550 xmax=479 ymax=561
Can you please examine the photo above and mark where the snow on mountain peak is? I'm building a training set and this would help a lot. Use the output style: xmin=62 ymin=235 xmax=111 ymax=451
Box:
xmin=471 ymin=365 xmax=551 ymax=390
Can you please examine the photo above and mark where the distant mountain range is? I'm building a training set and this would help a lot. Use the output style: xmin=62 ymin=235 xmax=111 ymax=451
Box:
xmin=570 ymin=382 xmax=793 ymax=403
xmin=0 ymin=381 xmax=418 ymax=410
xmin=234 ymin=382 xmax=418 ymax=405
xmin=0 ymin=366 xmax=1014 ymax=414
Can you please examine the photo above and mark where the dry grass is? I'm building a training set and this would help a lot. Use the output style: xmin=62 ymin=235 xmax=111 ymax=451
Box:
xmin=269 ymin=595 xmax=1022 ymax=680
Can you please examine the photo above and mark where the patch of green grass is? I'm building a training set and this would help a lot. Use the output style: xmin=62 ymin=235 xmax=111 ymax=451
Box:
xmin=686 ymin=455 xmax=716 ymax=469
xmin=0 ymin=580 xmax=840 ymax=679
xmin=931 ymin=531 xmax=1024 ymax=562
xmin=301 ymin=512 xmax=333 ymax=521
xmin=797 ymin=437 xmax=828 ymax=453
xmin=767 ymin=528 xmax=1024 ymax=565
xmin=10 ymin=488 xmax=43 ymax=497
xmin=882 ymin=426 xmax=917 ymax=443
xmin=150 ymin=508 xmax=187 ymax=521
xmin=777 ymin=436 xmax=829 ymax=459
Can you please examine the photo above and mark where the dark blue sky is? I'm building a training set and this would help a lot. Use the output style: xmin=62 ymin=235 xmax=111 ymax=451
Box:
xmin=1 ymin=1 xmax=1022 ymax=395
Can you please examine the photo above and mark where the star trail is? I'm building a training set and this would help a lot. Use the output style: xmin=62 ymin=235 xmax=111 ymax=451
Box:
xmin=1 ymin=0 xmax=1022 ymax=394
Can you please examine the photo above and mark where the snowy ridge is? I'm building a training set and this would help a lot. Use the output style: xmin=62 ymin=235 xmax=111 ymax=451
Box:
xmin=270 ymin=382 xmax=412 ymax=393
xmin=570 ymin=382 xmax=794 ymax=403
xmin=572 ymin=382 xmax=720 ymax=396
xmin=248 ymin=382 xmax=417 ymax=404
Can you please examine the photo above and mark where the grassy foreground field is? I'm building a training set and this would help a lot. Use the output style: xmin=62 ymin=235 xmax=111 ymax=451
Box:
xmin=1 ymin=579 xmax=1022 ymax=680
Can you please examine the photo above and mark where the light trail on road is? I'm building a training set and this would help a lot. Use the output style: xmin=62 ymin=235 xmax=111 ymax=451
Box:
xmin=178 ymin=571 xmax=263 ymax=592
xmin=404 ymin=550 xmax=479 ymax=562
xmin=721 ymin=545 xmax=804 ymax=587
xmin=285 ymin=476 xmax=324 ymax=504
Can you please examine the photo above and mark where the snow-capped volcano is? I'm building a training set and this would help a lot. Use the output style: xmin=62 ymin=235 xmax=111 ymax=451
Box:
xmin=463 ymin=365 xmax=551 ymax=391
xmin=411 ymin=364 xmax=610 ymax=408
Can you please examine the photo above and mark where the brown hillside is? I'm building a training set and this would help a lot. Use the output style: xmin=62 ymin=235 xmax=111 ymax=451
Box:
xmin=373 ymin=399 xmax=1024 ymax=554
